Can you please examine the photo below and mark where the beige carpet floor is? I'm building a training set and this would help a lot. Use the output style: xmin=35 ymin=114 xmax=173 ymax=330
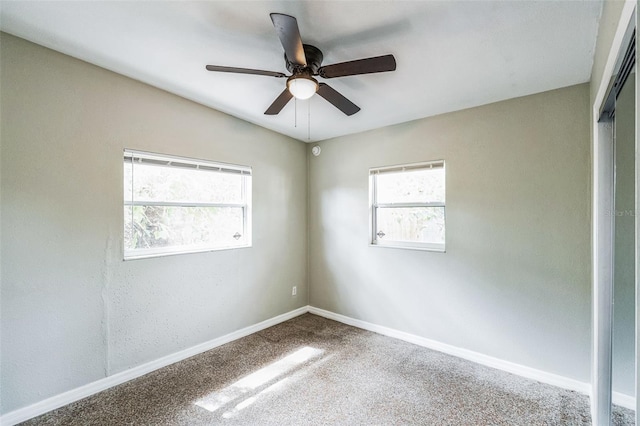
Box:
xmin=23 ymin=314 xmax=635 ymax=425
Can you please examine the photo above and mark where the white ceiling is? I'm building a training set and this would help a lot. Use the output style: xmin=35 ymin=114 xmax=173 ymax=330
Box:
xmin=0 ymin=1 xmax=602 ymax=142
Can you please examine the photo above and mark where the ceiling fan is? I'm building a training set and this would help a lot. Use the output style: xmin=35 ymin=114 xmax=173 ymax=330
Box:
xmin=205 ymin=13 xmax=397 ymax=116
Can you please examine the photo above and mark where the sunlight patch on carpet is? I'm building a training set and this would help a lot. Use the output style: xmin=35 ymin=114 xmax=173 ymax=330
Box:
xmin=195 ymin=346 xmax=323 ymax=413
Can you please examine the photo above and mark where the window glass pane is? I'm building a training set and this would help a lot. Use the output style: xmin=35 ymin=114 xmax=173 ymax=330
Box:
xmin=127 ymin=163 xmax=243 ymax=204
xmin=124 ymin=160 xmax=133 ymax=201
xmin=124 ymin=206 xmax=244 ymax=251
xmin=376 ymin=167 xmax=444 ymax=204
xmin=376 ymin=207 xmax=445 ymax=244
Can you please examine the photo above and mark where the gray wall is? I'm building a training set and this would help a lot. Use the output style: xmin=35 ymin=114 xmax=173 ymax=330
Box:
xmin=0 ymin=27 xmax=606 ymax=416
xmin=0 ymin=33 xmax=308 ymax=414
xmin=308 ymin=84 xmax=592 ymax=382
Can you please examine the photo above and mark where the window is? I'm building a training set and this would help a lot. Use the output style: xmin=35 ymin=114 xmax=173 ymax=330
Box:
xmin=370 ymin=161 xmax=445 ymax=251
xmin=123 ymin=150 xmax=251 ymax=259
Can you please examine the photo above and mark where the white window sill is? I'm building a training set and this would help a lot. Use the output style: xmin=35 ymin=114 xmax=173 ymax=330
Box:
xmin=369 ymin=243 xmax=445 ymax=253
xmin=124 ymin=243 xmax=252 ymax=261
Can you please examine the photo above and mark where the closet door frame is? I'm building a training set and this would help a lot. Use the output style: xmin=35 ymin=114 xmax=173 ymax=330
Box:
xmin=592 ymin=2 xmax=637 ymax=424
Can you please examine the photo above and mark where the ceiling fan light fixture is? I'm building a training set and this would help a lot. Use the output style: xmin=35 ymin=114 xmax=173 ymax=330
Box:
xmin=287 ymin=75 xmax=318 ymax=100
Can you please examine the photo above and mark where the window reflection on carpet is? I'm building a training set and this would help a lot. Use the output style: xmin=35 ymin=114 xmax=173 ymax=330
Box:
xmin=195 ymin=346 xmax=324 ymax=414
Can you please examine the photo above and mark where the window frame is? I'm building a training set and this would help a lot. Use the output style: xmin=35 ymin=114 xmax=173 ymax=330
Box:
xmin=369 ymin=160 xmax=446 ymax=252
xmin=123 ymin=149 xmax=252 ymax=260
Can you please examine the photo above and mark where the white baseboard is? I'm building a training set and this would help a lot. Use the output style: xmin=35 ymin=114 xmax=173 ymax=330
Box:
xmin=0 ymin=306 xmax=309 ymax=426
xmin=5 ymin=305 xmax=625 ymax=425
xmin=612 ymin=391 xmax=637 ymax=411
xmin=308 ymin=306 xmax=592 ymax=396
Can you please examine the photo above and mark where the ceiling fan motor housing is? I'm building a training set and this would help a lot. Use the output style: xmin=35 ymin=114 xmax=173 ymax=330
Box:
xmin=286 ymin=44 xmax=323 ymax=74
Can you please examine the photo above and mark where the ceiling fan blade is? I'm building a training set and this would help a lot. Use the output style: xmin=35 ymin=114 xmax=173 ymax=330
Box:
xmin=318 ymin=54 xmax=396 ymax=79
xmin=206 ymin=65 xmax=286 ymax=78
xmin=270 ymin=13 xmax=306 ymax=66
xmin=316 ymin=83 xmax=360 ymax=116
xmin=264 ymin=88 xmax=294 ymax=115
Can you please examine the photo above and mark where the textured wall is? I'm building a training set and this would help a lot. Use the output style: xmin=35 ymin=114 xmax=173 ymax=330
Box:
xmin=0 ymin=33 xmax=307 ymax=414
xmin=308 ymin=84 xmax=592 ymax=382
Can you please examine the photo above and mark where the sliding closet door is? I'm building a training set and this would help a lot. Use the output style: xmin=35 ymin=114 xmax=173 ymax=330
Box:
xmin=612 ymin=71 xmax=636 ymax=423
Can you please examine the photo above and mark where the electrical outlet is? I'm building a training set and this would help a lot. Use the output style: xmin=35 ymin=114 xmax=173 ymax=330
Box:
xmin=292 ymin=286 xmax=297 ymax=296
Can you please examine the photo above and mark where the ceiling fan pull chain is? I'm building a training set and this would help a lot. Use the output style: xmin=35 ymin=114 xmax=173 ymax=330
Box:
xmin=294 ymin=97 xmax=297 ymax=128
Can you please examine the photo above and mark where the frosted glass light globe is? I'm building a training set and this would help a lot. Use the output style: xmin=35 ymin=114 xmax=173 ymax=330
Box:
xmin=287 ymin=77 xmax=318 ymax=100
